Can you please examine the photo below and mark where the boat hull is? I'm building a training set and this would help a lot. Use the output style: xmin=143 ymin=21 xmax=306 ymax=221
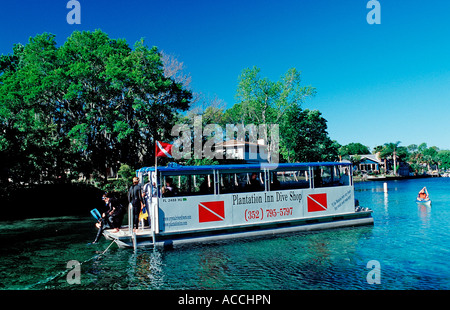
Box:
xmin=416 ymin=198 xmax=431 ymax=205
xmin=103 ymin=210 xmax=373 ymax=248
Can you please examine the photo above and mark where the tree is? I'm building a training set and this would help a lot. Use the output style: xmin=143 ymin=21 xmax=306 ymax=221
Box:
xmin=437 ymin=150 xmax=450 ymax=171
xmin=407 ymin=143 xmax=440 ymax=174
xmin=234 ymin=66 xmax=316 ymax=162
xmin=279 ymin=105 xmax=339 ymax=162
xmin=379 ymin=141 xmax=401 ymax=175
xmin=0 ymin=33 xmax=66 ymax=185
xmin=422 ymin=145 xmax=439 ymax=172
xmin=339 ymin=143 xmax=370 ymax=158
xmin=0 ymin=30 xmax=192 ymax=187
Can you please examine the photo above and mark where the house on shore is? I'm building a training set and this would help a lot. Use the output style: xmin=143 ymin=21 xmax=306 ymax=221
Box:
xmin=351 ymin=154 xmax=384 ymax=173
xmin=215 ymin=139 xmax=269 ymax=164
xmin=351 ymin=153 xmax=410 ymax=176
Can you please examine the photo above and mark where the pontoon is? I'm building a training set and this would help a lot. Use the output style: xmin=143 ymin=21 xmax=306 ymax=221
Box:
xmin=102 ymin=162 xmax=373 ymax=249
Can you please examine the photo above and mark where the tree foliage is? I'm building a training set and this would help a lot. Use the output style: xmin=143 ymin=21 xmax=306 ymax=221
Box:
xmin=235 ymin=66 xmax=316 ymax=125
xmin=437 ymin=150 xmax=450 ymax=170
xmin=339 ymin=143 xmax=370 ymax=158
xmin=232 ymin=66 xmax=338 ymax=162
xmin=280 ymin=105 xmax=339 ymax=162
xmin=0 ymin=30 xmax=191 ymax=187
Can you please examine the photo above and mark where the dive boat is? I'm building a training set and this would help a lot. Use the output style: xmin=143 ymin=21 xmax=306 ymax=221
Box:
xmin=102 ymin=162 xmax=374 ymax=249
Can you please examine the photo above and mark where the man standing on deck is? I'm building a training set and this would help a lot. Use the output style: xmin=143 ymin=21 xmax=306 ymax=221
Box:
xmin=128 ymin=177 xmax=143 ymax=233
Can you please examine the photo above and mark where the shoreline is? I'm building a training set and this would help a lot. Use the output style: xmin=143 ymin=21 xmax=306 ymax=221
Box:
xmin=353 ymin=174 xmax=439 ymax=182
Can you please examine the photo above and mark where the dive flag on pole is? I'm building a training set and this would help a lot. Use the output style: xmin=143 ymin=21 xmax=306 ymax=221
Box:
xmin=155 ymin=141 xmax=173 ymax=158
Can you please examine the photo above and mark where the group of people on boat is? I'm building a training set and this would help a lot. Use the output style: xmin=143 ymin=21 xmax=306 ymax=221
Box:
xmin=92 ymin=176 xmax=179 ymax=243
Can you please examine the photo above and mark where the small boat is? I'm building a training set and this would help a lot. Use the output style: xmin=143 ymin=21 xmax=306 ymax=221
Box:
xmin=416 ymin=198 xmax=431 ymax=205
xmin=416 ymin=186 xmax=431 ymax=205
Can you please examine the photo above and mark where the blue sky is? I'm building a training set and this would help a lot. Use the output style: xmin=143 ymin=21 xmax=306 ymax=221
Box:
xmin=1 ymin=0 xmax=450 ymax=150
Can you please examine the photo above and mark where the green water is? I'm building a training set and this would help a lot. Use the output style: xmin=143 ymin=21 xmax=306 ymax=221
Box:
xmin=1 ymin=177 xmax=450 ymax=290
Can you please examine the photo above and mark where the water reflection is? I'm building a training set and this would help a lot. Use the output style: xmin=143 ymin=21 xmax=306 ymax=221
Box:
xmin=417 ymin=204 xmax=431 ymax=228
xmin=3 ymin=177 xmax=450 ymax=289
xmin=95 ymin=226 xmax=375 ymax=290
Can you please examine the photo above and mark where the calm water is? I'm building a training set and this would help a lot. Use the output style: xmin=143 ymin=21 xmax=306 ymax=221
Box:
xmin=1 ymin=177 xmax=450 ymax=290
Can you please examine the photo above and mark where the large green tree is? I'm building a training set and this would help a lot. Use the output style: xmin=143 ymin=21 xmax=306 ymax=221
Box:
xmin=234 ymin=66 xmax=316 ymax=162
xmin=280 ymin=105 xmax=339 ymax=162
xmin=339 ymin=143 xmax=370 ymax=158
xmin=0 ymin=30 xmax=191 ymax=186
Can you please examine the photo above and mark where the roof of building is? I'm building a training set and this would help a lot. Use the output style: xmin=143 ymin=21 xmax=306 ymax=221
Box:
xmin=216 ymin=139 xmax=268 ymax=149
xmin=350 ymin=154 xmax=382 ymax=164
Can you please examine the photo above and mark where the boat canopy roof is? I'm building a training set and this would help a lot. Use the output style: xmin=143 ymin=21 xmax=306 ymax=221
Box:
xmin=136 ymin=162 xmax=351 ymax=175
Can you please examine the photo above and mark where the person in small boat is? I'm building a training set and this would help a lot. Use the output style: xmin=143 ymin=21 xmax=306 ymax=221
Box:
xmin=418 ymin=187 xmax=429 ymax=200
xmin=128 ymin=177 xmax=144 ymax=233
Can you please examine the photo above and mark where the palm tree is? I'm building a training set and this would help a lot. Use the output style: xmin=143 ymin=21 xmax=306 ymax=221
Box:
xmin=380 ymin=141 xmax=401 ymax=176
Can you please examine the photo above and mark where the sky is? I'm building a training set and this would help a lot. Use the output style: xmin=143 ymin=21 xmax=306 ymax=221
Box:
xmin=1 ymin=0 xmax=450 ymax=151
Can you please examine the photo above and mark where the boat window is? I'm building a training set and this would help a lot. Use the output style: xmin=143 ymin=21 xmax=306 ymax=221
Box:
xmin=141 ymin=172 xmax=157 ymax=197
xmin=162 ymin=174 xmax=214 ymax=197
xmin=337 ymin=165 xmax=351 ymax=186
xmin=270 ymin=168 xmax=310 ymax=190
xmin=155 ymin=164 xmax=352 ymax=197
xmin=219 ymin=171 xmax=264 ymax=193
xmin=312 ymin=165 xmax=351 ymax=188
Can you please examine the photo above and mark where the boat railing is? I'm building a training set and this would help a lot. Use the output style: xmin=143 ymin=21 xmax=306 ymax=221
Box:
xmin=127 ymin=202 xmax=133 ymax=235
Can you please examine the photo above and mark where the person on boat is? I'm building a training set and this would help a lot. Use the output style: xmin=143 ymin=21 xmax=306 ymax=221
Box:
xmin=418 ymin=187 xmax=429 ymax=200
xmin=199 ymin=178 xmax=213 ymax=194
xmin=106 ymin=192 xmax=125 ymax=231
xmin=128 ymin=177 xmax=143 ymax=233
xmin=248 ymin=173 xmax=262 ymax=191
xmin=162 ymin=177 xmax=178 ymax=197
xmin=93 ymin=192 xmax=124 ymax=243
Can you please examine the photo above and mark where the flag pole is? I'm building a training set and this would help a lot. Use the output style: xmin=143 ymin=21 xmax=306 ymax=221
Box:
xmin=153 ymin=141 xmax=159 ymax=238
xmin=155 ymin=141 xmax=158 ymax=197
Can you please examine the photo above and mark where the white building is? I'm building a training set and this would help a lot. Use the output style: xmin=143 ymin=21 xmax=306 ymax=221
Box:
xmin=216 ymin=139 xmax=268 ymax=163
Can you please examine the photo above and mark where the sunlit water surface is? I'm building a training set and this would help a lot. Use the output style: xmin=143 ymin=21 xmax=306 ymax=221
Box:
xmin=1 ymin=178 xmax=450 ymax=290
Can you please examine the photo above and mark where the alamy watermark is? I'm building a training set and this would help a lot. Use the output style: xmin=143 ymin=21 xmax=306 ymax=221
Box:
xmin=66 ymin=260 xmax=81 ymax=284
xmin=366 ymin=260 xmax=381 ymax=284
xmin=65 ymin=2 xmax=380 ymax=26
xmin=366 ymin=0 xmax=381 ymax=24
xmin=170 ymin=116 xmax=280 ymax=167
xmin=67 ymin=0 xmax=81 ymax=25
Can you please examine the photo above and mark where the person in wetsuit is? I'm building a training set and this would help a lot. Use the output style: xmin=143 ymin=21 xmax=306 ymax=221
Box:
xmin=93 ymin=192 xmax=124 ymax=243
xmin=106 ymin=193 xmax=125 ymax=230
xmin=128 ymin=177 xmax=143 ymax=232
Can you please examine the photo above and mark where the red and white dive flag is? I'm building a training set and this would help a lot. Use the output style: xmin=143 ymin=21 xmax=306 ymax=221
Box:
xmin=155 ymin=141 xmax=173 ymax=158
xmin=198 ymin=201 xmax=225 ymax=223
xmin=307 ymin=193 xmax=327 ymax=212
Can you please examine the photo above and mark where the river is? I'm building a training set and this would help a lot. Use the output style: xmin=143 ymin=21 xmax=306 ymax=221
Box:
xmin=1 ymin=177 xmax=450 ymax=290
